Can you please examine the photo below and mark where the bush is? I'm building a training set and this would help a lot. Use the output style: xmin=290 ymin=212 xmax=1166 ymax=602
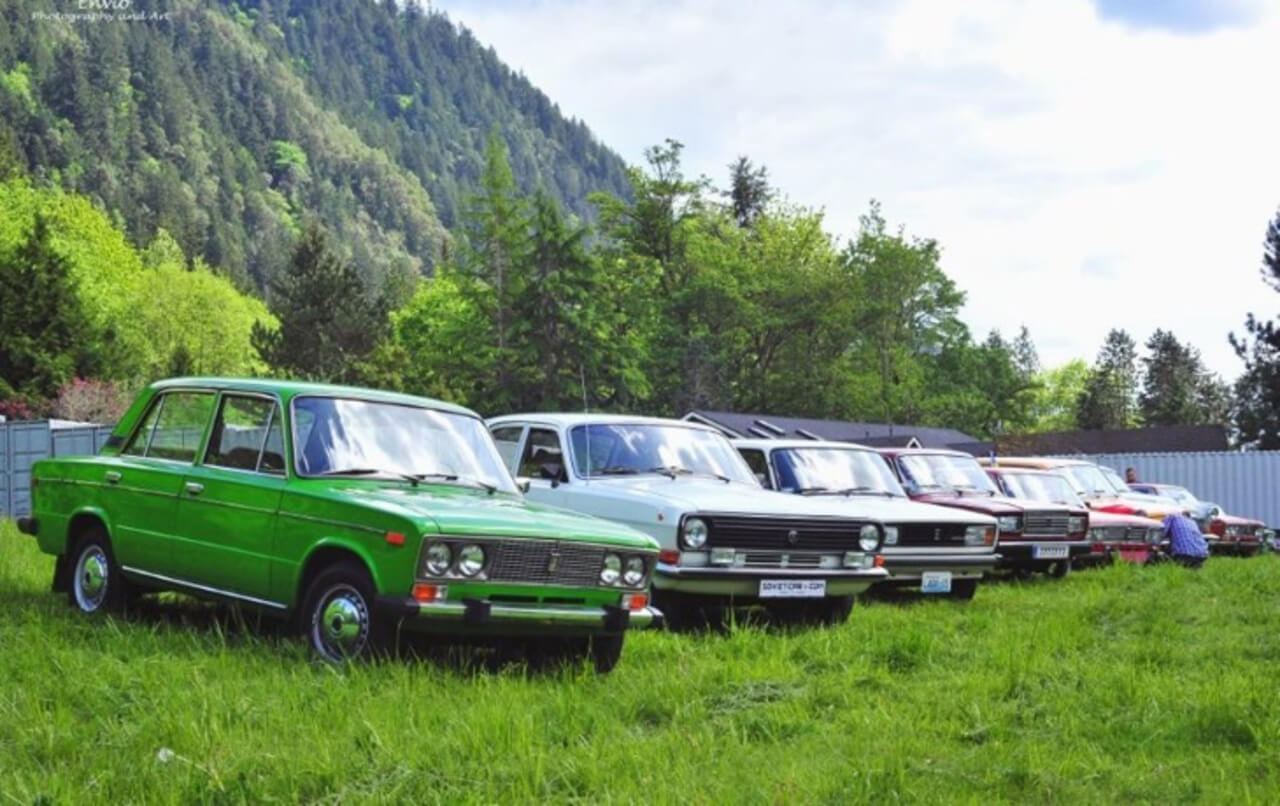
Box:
xmin=51 ymin=377 xmax=127 ymax=423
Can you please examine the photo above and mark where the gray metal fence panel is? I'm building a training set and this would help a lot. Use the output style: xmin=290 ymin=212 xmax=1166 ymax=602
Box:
xmin=1 ymin=421 xmax=114 ymax=519
xmin=0 ymin=425 xmax=9 ymax=517
xmin=93 ymin=426 xmax=114 ymax=453
xmin=51 ymin=426 xmax=101 ymax=458
xmin=9 ymin=422 xmax=52 ymax=519
xmin=1061 ymin=451 xmax=1280 ymax=529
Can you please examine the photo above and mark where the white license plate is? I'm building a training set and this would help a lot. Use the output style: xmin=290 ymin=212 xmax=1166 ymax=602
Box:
xmin=1033 ymin=544 xmax=1069 ymax=559
xmin=759 ymin=579 xmax=827 ymax=598
xmin=921 ymin=572 xmax=952 ymax=594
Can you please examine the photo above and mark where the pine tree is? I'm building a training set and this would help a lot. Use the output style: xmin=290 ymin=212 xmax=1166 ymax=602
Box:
xmin=726 ymin=156 xmax=772 ymax=229
xmin=1076 ymin=329 xmax=1138 ymax=429
xmin=1012 ymin=325 xmax=1040 ymax=380
xmin=0 ymin=215 xmax=91 ymax=400
xmin=1229 ymin=207 xmax=1280 ymax=448
xmin=252 ymin=224 xmax=383 ymax=383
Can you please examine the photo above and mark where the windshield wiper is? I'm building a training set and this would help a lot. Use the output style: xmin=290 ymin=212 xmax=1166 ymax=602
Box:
xmin=796 ymin=486 xmax=832 ymax=495
xmin=410 ymin=472 xmax=497 ymax=495
xmin=800 ymin=485 xmax=894 ymax=497
xmin=598 ymin=466 xmax=641 ymax=475
xmin=319 ymin=468 xmax=423 ymax=486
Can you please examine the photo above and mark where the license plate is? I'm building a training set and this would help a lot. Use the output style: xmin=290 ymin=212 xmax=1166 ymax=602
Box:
xmin=1033 ymin=544 xmax=1069 ymax=559
xmin=759 ymin=579 xmax=826 ymax=598
xmin=921 ymin=572 xmax=952 ymax=594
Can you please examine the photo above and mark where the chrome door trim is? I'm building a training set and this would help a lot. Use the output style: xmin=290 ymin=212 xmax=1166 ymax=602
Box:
xmin=120 ymin=565 xmax=288 ymax=610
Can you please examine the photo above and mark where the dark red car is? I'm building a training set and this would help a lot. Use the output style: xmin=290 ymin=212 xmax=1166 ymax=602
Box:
xmin=1128 ymin=482 xmax=1265 ymax=557
xmin=878 ymin=449 xmax=1090 ymax=577
xmin=988 ymin=467 xmax=1164 ymax=565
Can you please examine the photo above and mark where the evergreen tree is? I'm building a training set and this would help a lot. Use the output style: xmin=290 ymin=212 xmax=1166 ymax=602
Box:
xmin=0 ymin=215 xmax=91 ymax=401
xmin=725 ymin=156 xmax=772 ymax=229
xmin=1076 ymin=329 xmax=1138 ymax=429
xmin=1229 ymin=207 xmax=1280 ymax=448
xmin=1139 ymin=329 xmax=1205 ymax=426
xmin=1012 ymin=325 xmax=1040 ymax=380
xmin=252 ymin=224 xmax=382 ymax=383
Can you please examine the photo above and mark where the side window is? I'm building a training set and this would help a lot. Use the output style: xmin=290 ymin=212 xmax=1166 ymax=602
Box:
xmin=490 ymin=425 xmax=525 ymax=471
xmin=123 ymin=398 xmax=164 ymax=457
xmin=738 ymin=449 xmax=772 ymax=488
xmin=518 ymin=428 xmax=566 ymax=481
xmin=206 ymin=396 xmax=275 ymax=471
xmin=146 ymin=392 xmax=216 ymax=462
xmin=260 ymin=407 xmax=286 ymax=475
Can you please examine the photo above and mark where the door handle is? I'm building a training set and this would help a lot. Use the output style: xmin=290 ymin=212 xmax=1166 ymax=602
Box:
xmin=184 ymin=482 xmax=204 ymax=496
xmin=104 ymin=471 xmax=122 ymax=484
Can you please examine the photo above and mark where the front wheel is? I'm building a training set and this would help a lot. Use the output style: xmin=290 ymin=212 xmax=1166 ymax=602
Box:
xmin=1048 ymin=559 xmax=1071 ymax=579
xmin=588 ymin=634 xmax=625 ymax=673
xmin=300 ymin=562 xmax=387 ymax=663
xmin=67 ymin=527 xmax=126 ymax=614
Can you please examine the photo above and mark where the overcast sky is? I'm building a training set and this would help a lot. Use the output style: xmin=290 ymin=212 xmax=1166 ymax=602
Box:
xmin=439 ymin=0 xmax=1280 ymax=378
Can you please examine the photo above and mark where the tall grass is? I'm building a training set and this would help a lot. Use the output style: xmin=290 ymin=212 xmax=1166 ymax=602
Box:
xmin=2 ymin=520 xmax=1278 ymax=803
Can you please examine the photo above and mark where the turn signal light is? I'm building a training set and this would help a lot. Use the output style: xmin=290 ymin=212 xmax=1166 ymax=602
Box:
xmin=658 ymin=549 xmax=680 ymax=564
xmin=385 ymin=531 xmax=405 ymax=547
xmin=412 ymin=583 xmax=447 ymax=603
xmin=874 ymin=555 xmax=885 ymax=568
xmin=622 ymin=592 xmax=648 ymax=611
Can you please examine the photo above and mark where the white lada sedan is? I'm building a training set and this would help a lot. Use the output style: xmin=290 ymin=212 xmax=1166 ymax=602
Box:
xmin=486 ymin=414 xmax=892 ymax=628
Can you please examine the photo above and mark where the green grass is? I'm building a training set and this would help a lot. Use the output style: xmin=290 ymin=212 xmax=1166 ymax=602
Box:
xmin=3 ymin=521 xmax=1279 ymax=804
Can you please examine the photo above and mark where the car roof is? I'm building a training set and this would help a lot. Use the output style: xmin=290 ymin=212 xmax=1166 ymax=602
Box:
xmin=152 ymin=377 xmax=477 ymax=418
xmin=486 ymin=412 xmax=721 ymax=432
xmin=984 ymin=456 xmax=1091 ymax=468
xmin=877 ymin=447 xmax=974 ymax=459
xmin=732 ymin=438 xmax=879 ymax=451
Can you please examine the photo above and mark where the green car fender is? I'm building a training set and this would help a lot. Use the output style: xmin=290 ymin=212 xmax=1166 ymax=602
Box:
xmin=288 ymin=534 xmax=408 ymax=607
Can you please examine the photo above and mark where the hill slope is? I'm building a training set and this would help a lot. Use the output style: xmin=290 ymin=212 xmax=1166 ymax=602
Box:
xmin=0 ymin=0 xmax=630 ymax=289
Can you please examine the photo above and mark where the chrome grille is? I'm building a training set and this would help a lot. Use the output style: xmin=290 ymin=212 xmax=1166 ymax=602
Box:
xmin=1124 ymin=527 xmax=1148 ymax=543
xmin=702 ymin=515 xmax=863 ymax=551
xmin=739 ymin=551 xmax=827 ymax=569
xmin=896 ymin=523 xmax=968 ymax=547
xmin=487 ymin=540 xmax=605 ymax=587
xmin=1022 ymin=511 xmax=1070 ymax=537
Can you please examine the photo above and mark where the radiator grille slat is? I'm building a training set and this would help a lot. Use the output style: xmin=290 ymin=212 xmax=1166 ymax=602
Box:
xmin=895 ymin=524 xmax=969 ymax=547
xmin=702 ymin=515 xmax=862 ymax=551
xmin=1022 ymin=511 xmax=1070 ymax=537
xmin=487 ymin=541 xmax=606 ymax=587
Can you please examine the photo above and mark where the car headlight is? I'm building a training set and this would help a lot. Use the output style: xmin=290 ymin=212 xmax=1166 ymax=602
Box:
xmin=997 ymin=515 xmax=1021 ymax=533
xmin=681 ymin=517 xmax=709 ymax=549
xmin=1089 ymin=528 xmax=1105 ymax=541
xmin=964 ymin=525 xmax=993 ymax=546
xmin=600 ymin=553 xmax=622 ymax=585
xmin=1148 ymin=528 xmax=1162 ymax=544
xmin=456 ymin=544 xmax=485 ymax=576
xmin=424 ymin=542 xmax=452 ymax=576
xmin=1226 ymin=526 xmax=1241 ymax=538
xmin=623 ymin=556 xmax=646 ymax=587
xmin=883 ymin=526 xmax=899 ymax=546
xmin=858 ymin=524 xmax=881 ymax=552
xmin=1067 ymin=516 xmax=1085 ymax=534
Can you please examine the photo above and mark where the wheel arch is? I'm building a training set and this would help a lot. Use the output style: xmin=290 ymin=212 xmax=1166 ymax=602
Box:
xmin=56 ymin=509 xmax=113 ymax=594
xmin=294 ymin=539 xmax=381 ymax=610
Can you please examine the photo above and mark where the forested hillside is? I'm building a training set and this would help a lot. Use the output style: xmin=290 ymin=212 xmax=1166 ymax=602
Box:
xmin=0 ymin=0 xmax=629 ymax=291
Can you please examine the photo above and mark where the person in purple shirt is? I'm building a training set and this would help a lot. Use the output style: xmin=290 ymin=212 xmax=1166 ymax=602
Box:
xmin=1163 ymin=513 xmax=1209 ymax=568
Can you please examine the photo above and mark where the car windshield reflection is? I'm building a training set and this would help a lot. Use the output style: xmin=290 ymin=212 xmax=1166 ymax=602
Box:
xmin=569 ymin=423 xmax=757 ymax=485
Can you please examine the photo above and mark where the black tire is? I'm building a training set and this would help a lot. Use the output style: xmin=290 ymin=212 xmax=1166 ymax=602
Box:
xmin=588 ymin=633 xmax=625 ymax=673
xmin=810 ymin=595 xmax=854 ymax=625
xmin=299 ymin=561 xmax=387 ymax=663
xmin=1048 ymin=559 xmax=1071 ymax=579
xmin=66 ymin=526 xmax=126 ymax=614
xmin=948 ymin=578 xmax=979 ymax=601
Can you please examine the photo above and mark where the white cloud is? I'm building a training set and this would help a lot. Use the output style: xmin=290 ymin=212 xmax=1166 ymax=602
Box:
xmin=440 ymin=0 xmax=1280 ymax=378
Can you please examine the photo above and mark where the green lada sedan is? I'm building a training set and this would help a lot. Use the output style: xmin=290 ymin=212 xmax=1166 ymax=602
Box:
xmin=16 ymin=378 xmax=661 ymax=670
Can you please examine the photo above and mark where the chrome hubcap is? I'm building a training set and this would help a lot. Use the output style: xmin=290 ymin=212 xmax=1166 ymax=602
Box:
xmin=312 ymin=585 xmax=369 ymax=662
xmin=74 ymin=546 xmax=109 ymax=611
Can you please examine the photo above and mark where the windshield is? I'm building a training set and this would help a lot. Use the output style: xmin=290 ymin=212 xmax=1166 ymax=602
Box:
xmin=773 ymin=447 xmax=906 ymax=496
xmin=1099 ymin=466 xmax=1131 ymax=494
xmin=292 ymin=396 xmax=517 ymax=493
xmin=898 ymin=453 xmax=999 ymax=494
xmin=568 ymin=423 xmax=758 ymax=484
xmin=1000 ymin=472 xmax=1083 ymax=507
xmin=1061 ymin=464 xmax=1115 ymax=496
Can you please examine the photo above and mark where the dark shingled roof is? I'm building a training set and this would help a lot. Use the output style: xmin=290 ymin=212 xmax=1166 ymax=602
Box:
xmin=996 ymin=425 xmax=1228 ymax=456
xmin=684 ymin=410 xmax=984 ymax=452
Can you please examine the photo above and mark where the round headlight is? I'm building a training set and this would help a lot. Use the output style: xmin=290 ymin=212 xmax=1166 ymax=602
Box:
xmin=623 ymin=556 xmax=646 ymax=587
xmin=600 ymin=553 xmax=622 ymax=585
xmin=457 ymin=544 xmax=485 ymax=576
xmin=858 ymin=524 xmax=881 ymax=552
xmin=424 ymin=542 xmax=452 ymax=576
xmin=682 ymin=517 xmax=709 ymax=549
xmin=997 ymin=515 xmax=1020 ymax=533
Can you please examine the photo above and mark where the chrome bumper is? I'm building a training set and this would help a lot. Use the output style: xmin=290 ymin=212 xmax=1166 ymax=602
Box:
xmin=377 ymin=596 xmax=661 ymax=632
xmin=879 ymin=551 xmax=999 ymax=580
xmin=653 ymin=563 xmax=889 ymax=596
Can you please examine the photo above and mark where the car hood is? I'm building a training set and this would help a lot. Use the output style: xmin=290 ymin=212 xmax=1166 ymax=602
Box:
xmin=1088 ymin=510 xmax=1163 ymax=529
xmin=580 ymin=476 xmax=900 ymax=520
xmin=309 ymin=482 xmax=659 ymax=550
xmin=910 ymin=492 xmax=1036 ymax=517
xmin=780 ymin=494 xmax=997 ymax=526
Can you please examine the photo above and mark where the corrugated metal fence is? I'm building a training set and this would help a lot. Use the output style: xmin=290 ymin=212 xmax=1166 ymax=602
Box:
xmin=1063 ymin=451 xmax=1280 ymax=529
xmin=0 ymin=420 xmax=113 ymax=519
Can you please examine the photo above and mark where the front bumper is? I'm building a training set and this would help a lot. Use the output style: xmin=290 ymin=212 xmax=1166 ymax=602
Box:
xmin=996 ymin=539 xmax=1092 ymax=568
xmin=376 ymin=596 xmax=662 ymax=635
xmin=653 ymin=563 xmax=889 ymax=597
xmin=877 ymin=551 xmax=999 ymax=584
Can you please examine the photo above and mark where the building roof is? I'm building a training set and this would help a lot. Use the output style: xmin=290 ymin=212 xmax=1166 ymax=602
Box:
xmin=684 ymin=410 xmax=983 ymax=451
xmin=996 ymin=425 xmax=1228 ymax=456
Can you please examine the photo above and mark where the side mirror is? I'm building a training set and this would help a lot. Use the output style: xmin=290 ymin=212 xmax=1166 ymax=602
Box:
xmin=515 ymin=477 xmax=532 ymax=494
xmin=538 ymin=462 xmax=563 ymax=481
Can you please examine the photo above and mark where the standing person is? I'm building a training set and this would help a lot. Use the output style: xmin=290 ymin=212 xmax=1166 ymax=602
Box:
xmin=1125 ymin=466 xmax=1139 ymax=483
xmin=1163 ymin=513 xmax=1209 ymax=568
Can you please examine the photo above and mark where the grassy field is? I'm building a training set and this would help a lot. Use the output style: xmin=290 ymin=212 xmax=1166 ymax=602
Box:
xmin=2 ymin=521 xmax=1278 ymax=804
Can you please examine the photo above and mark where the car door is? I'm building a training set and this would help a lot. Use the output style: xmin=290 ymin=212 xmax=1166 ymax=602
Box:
xmin=106 ymin=389 xmax=216 ymax=578
xmin=171 ymin=393 xmax=287 ymax=602
xmin=515 ymin=425 xmax=570 ymax=508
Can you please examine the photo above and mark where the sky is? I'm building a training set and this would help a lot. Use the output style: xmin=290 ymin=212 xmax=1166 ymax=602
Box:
xmin=438 ymin=0 xmax=1280 ymax=378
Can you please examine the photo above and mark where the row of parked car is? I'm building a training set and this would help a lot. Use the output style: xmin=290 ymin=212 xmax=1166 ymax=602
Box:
xmin=14 ymin=378 xmax=1273 ymax=671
